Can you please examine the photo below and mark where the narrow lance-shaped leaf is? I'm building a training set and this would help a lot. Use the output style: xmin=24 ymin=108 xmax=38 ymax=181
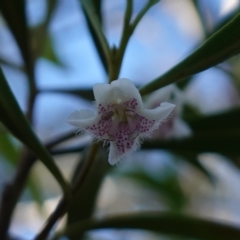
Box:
xmin=0 ymin=133 xmax=44 ymax=205
xmin=27 ymin=173 xmax=44 ymax=206
xmin=0 ymin=0 xmax=33 ymax=74
xmin=30 ymin=0 xmax=60 ymax=65
xmin=173 ymin=151 xmax=215 ymax=184
xmin=0 ymin=133 xmax=19 ymax=166
xmin=186 ymin=107 xmax=240 ymax=132
xmin=67 ymin=148 xmax=110 ymax=238
xmin=79 ymin=0 xmax=108 ymax=73
xmin=121 ymin=169 xmax=186 ymax=210
xmin=79 ymin=0 xmax=111 ymax=67
xmin=40 ymin=88 xmax=94 ymax=101
xmin=142 ymin=131 xmax=240 ymax=155
xmin=54 ymin=213 xmax=240 ymax=240
xmin=0 ymin=68 xmax=70 ymax=196
xmin=140 ymin=11 xmax=240 ymax=96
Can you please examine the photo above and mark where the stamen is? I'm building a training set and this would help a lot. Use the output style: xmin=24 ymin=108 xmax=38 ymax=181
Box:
xmin=101 ymin=111 xmax=114 ymax=120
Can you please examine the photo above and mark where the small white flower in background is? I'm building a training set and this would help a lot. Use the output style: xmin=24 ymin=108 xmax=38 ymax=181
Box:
xmin=145 ymin=84 xmax=192 ymax=139
xmin=67 ymin=78 xmax=175 ymax=164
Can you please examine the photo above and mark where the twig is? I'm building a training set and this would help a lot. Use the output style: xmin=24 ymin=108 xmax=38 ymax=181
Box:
xmin=34 ymin=142 xmax=100 ymax=240
xmin=0 ymin=150 xmax=36 ymax=239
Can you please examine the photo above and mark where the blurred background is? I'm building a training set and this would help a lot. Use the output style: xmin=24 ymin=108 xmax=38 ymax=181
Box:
xmin=1 ymin=0 xmax=240 ymax=239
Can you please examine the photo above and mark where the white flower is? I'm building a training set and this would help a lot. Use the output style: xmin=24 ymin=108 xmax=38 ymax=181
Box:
xmin=67 ymin=78 xmax=175 ymax=164
xmin=145 ymin=84 xmax=192 ymax=139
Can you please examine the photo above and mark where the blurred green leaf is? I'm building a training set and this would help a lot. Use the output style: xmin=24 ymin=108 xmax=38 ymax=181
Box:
xmin=208 ymin=8 xmax=240 ymax=37
xmin=0 ymin=0 xmax=32 ymax=72
xmin=27 ymin=173 xmax=44 ymax=206
xmin=193 ymin=0 xmax=240 ymax=38
xmin=40 ymin=88 xmax=94 ymax=101
xmin=186 ymin=107 xmax=240 ymax=132
xmin=140 ymin=11 xmax=240 ymax=96
xmin=142 ymin=131 xmax=240 ymax=170
xmin=174 ymin=151 xmax=215 ymax=184
xmin=67 ymin=149 xmax=110 ymax=237
xmin=0 ymin=68 xmax=70 ymax=195
xmin=30 ymin=0 xmax=58 ymax=64
xmin=79 ymin=0 xmax=110 ymax=70
xmin=41 ymin=35 xmax=63 ymax=66
xmin=182 ymin=103 xmax=202 ymax=121
xmin=55 ymin=213 xmax=240 ymax=240
xmin=176 ymin=76 xmax=193 ymax=90
xmin=191 ymin=0 xmax=208 ymax=37
xmin=79 ymin=0 xmax=108 ymax=73
xmin=143 ymin=131 xmax=240 ymax=154
xmin=0 ymin=133 xmax=19 ymax=166
xmin=0 ymin=133 xmax=44 ymax=205
xmin=121 ymin=168 xmax=186 ymax=210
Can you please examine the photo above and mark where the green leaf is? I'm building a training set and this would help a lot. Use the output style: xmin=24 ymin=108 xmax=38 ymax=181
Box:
xmin=27 ymin=173 xmax=44 ymax=206
xmin=30 ymin=0 xmax=58 ymax=63
xmin=0 ymin=133 xmax=19 ymax=166
xmin=173 ymin=151 xmax=215 ymax=184
xmin=80 ymin=0 xmax=108 ymax=73
xmin=120 ymin=168 xmax=186 ymax=210
xmin=40 ymin=88 xmax=94 ymax=101
xmin=41 ymin=35 xmax=63 ymax=66
xmin=142 ymin=131 xmax=240 ymax=154
xmin=0 ymin=0 xmax=33 ymax=73
xmin=139 ymin=11 xmax=240 ymax=96
xmin=79 ymin=0 xmax=110 ymax=68
xmin=67 ymin=149 xmax=110 ymax=231
xmin=186 ymin=107 xmax=240 ymax=132
xmin=0 ymin=68 xmax=70 ymax=196
xmin=0 ymin=133 xmax=44 ymax=205
xmin=142 ymin=131 xmax=240 ymax=170
xmin=54 ymin=213 xmax=240 ymax=240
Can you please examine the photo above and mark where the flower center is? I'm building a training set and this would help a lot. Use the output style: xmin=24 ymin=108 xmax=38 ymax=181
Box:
xmin=113 ymin=105 xmax=128 ymax=122
xmin=97 ymin=99 xmax=141 ymax=140
xmin=103 ymin=104 xmax=137 ymax=124
xmin=101 ymin=104 xmax=139 ymax=136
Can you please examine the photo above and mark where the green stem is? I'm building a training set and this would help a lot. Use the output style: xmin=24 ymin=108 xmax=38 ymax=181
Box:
xmin=118 ymin=0 xmax=133 ymax=57
xmin=108 ymin=0 xmax=133 ymax=82
xmin=80 ymin=0 xmax=111 ymax=68
xmin=108 ymin=0 xmax=159 ymax=82
xmin=131 ymin=0 xmax=159 ymax=30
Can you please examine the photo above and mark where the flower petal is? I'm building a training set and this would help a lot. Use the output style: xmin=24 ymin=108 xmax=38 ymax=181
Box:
xmin=93 ymin=82 xmax=114 ymax=104
xmin=108 ymin=142 xmax=121 ymax=165
xmin=145 ymin=85 xmax=173 ymax=107
xmin=145 ymin=84 xmax=184 ymax=115
xmin=111 ymin=78 xmax=142 ymax=105
xmin=93 ymin=78 xmax=142 ymax=108
xmin=143 ymin=102 xmax=175 ymax=121
xmin=67 ymin=109 xmax=96 ymax=128
xmin=108 ymin=137 xmax=138 ymax=165
xmin=140 ymin=102 xmax=175 ymax=136
xmin=88 ymin=116 xmax=113 ymax=140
